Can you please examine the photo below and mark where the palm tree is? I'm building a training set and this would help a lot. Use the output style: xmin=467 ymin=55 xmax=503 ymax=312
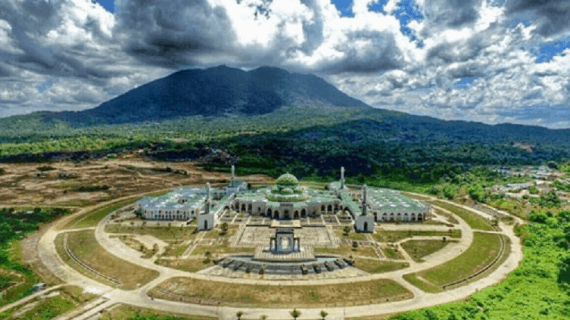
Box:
xmin=236 ymin=311 xmax=244 ymax=320
xmin=320 ymin=310 xmax=328 ymax=320
xmin=290 ymin=308 xmax=301 ymax=320
xmin=260 ymin=315 xmax=268 ymax=320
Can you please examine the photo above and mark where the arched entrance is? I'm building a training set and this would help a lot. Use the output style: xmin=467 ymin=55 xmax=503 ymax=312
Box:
xmin=364 ymin=222 xmax=369 ymax=232
xmin=248 ymin=204 xmax=252 ymax=213
xmin=328 ymin=205 xmax=332 ymax=213
xmin=284 ymin=210 xmax=290 ymax=220
xmin=374 ymin=213 xmax=378 ymax=222
xmin=418 ymin=214 xmax=423 ymax=221
xmin=241 ymin=204 xmax=246 ymax=212
xmin=274 ymin=210 xmax=279 ymax=219
xmin=267 ymin=208 xmax=272 ymax=217
xmin=204 ymin=220 xmax=208 ymax=230
xmin=294 ymin=211 xmax=299 ymax=219
xmin=301 ymin=208 xmax=306 ymax=218
xmin=411 ymin=213 xmax=416 ymax=221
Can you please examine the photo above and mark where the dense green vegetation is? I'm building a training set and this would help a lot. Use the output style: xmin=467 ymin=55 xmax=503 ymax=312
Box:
xmin=392 ymin=212 xmax=570 ymax=320
xmin=0 ymin=207 xmax=69 ymax=306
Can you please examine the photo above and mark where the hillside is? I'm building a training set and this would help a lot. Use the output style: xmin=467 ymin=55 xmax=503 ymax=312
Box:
xmin=31 ymin=66 xmax=369 ymax=126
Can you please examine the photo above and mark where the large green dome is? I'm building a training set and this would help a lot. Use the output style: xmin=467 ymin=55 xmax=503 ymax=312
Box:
xmin=276 ymin=173 xmax=298 ymax=186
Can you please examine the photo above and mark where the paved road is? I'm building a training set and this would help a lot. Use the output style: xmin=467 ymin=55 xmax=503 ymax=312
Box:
xmin=31 ymin=191 xmax=523 ymax=320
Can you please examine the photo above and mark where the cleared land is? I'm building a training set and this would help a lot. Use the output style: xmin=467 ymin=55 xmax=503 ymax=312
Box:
xmin=402 ymin=273 xmax=441 ymax=293
xmin=400 ymin=240 xmax=453 ymax=262
xmin=429 ymin=200 xmax=495 ymax=231
xmin=354 ymin=259 xmax=409 ymax=274
xmin=314 ymin=244 xmax=378 ymax=258
xmin=155 ymin=258 xmax=215 ymax=273
xmin=105 ymin=224 xmax=198 ymax=241
xmin=373 ymin=230 xmax=461 ymax=243
xmin=404 ymin=232 xmax=503 ymax=291
xmin=150 ymin=277 xmax=412 ymax=307
xmin=55 ymin=230 xmax=159 ymax=290
xmin=380 ymin=245 xmax=404 ymax=260
xmin=161 ymin=241 xmax=189 ymax=257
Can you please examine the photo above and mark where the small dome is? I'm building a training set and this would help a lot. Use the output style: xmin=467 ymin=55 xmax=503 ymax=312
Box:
xmin=282 ymin=187 xmax=294 ymax=194
xmin=294 ymin=186 xmax=303 ymax=193
xmin=276 ymin=173 xmax=298 ymax=186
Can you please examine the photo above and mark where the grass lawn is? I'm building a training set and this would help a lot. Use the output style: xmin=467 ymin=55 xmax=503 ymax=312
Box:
xmin=0 ymin=285 xmax=96 ymax=320
xmin=161 ymin=241 xmax=188 ymax=258
xmin=314 ymin=244 xmax=377 ymax=258
xmin=65 ymin=197 xmax=139 ymax=229
xmin=192 ymin=243 xmax=255 ymax=257
xmin=406 ymin=232 xmax=503 ymax=289
xmin=380 ymin=245 xmax=404 ymax=260
xmin=155 ymin=258 xmax=215 ymax=273
xmin=55 ymin=230 xmax=159 ymax=290
xmin=373 ymin=230 xmax=461 ymax=243
xmin=334 ymin=227 xmax=368 ymax=241
xmin=429 ymin=200 xmax=495 ymax=231
xmin=150 ymin=277 xmax=413 ymax=307
xmin=115 ymin=235 xmax=155 ymax=258
xmin=202 ymin=225 xmax=239 ymax=239
xmin=402 ymin=273 xmax=442 ymax=293
xmin=433 ymin=208 xmax=459 ymax=224
xmin=98 ymin=304 xmax=218 ymax=320
xmin=354 ymin=259 xmax=409 ymax=274
xmin=400 ymin=240 xmax=453 ymax=262
xmin=105 ymin=224 xmax=198 ymax=241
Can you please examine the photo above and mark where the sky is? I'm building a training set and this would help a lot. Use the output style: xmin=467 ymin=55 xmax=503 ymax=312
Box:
xmin=1 ymin=1 xmax=570 ymax=129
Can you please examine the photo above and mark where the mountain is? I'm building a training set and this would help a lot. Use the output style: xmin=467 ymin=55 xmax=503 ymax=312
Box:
xmin=43 ymin=65 xmax=370 ymax=125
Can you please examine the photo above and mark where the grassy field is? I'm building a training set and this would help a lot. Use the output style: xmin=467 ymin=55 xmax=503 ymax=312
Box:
xmin=65 ymin=197 xmax=139 ymax=229
xmin=433 ymin=208 xmax=459 ymax=224
xmin=314 ymin=244 xmax=378 ymax=258
xmin=114 ymin=235 xmax=156 ymax=258
xmin=0 ymin=285 xmax=96 ymax=320
xmin=354 ymin=259 xmax=409 ymax=274
xmin=405 ymin=232 xmax=503 ymax=290
xmin=55 ymin=230 xmax=159 ymax=290
xmin=105 ymin=224 xmax=198 ymax=240
xmin=400 ymin=240 xmax=453 ymax=262
xmin=98 ymin=304 xmax=218 ymax=320
xmin=429 ymin=201 xmax=495 ymax=231
xmin=161 ymin=241 xmax=189 ymax=258
xmin=402 ymin=273 xmax=442 ymax=293
xmin=151 ymin=277 xmax=413 ymax=307
xmin=155 ymin=258 xmax=215 ymax=273
xmin=202 ymin=225 xmax=239 ymax=239
xmin=373 ymin=230 xmax=461 ymax=243
xmin=380 ymin=245 xmax=404 ymax=260
xmin=334 ymin=227 xmax=368 ymax=241
xmin=192 ymin=243 xmax=255 ymax=257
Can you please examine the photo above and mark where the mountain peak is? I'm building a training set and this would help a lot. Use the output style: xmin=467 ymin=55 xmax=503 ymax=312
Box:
xmin=49 ymin=65 xmax=370 ymax=125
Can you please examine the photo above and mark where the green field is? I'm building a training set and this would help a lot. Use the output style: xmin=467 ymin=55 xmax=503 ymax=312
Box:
xmin=373 ymin=230 xmax=461 ymax=243
xmin=354 ymin=259 xmax=409 ymax=274
xmin=155 ymin=258 xmax=215 ymax=273
xmin=105 ymin=224 xmax=198 ymax=241
xmin=429 ymin=201 xmax=495 ymax=231
xmin=55 ymin=230 xmax=159 ymax=290
xmin=97 ymin=304 xmax=218 ymax=320
xmin=192 ymin=243 xmax=255 ymax=256
xmin=151 ymin=277 xmax=412 ymax=307
xmin=405 ymin=232 xmax=503 ymax=289
xmin=65 ymin=198 xmax=140 ymax=229
xmin=401 ymin=240 xmax=453 ymax=262
xmin=314 ymin=244 xmax=378 ymax=258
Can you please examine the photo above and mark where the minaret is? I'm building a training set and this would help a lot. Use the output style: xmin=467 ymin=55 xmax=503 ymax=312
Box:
xmin=340 ymin=166 xmax=345 ymax=189
xmin=231 ymin=165 xmax=235 ymax=185
xmin=362 ymin=184 xmax=368 ymax=216
xmin=205 ymin=182 xmax=211 ymax=215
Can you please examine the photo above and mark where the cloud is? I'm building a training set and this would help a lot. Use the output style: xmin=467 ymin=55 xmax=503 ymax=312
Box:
xmin=0 ymin=0 xmax=569 ymax=129
xmin=506 ymin=0 xmax=570 ymax=37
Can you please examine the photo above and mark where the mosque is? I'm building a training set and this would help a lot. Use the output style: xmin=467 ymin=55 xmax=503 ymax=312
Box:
xmin=136 ymin=166 xmax=431 ymax=232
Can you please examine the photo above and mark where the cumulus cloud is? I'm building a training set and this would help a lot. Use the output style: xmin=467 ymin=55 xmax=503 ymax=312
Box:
xmin=0 ymin=0 xmax=569 ymax=128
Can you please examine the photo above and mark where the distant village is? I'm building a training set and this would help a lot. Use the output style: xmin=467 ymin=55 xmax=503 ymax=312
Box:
xmin=491 ymin=165 xmax=570 ymax=201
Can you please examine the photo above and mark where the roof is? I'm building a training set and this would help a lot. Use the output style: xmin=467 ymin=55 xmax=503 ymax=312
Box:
xmin=276 ymin=227 xmax=294 ymax=234
xmin=276 ymin=173 xmax=299 ymax=186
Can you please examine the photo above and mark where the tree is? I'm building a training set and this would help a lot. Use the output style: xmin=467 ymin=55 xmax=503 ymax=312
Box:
xmin=236 ymin=311 xmax=244 ymax=320
xmin=352 ymin=240 xmax=358 ymax=250
xmin=221 ymin=222 xmax=229 ymax=235
xmin=290 ymin=309 xmax=301 ymax=320
xmin=260 ymin=315 xmax=268 ymax=320
xmin=343 ymin=226 xmax=350 ymax=236
xmin=320 ymin=310 xmax=328 ymax=320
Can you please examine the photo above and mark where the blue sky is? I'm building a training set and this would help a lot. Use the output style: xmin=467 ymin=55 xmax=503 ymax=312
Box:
xmin=2 ymin=0 xmax=570 ymax=129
